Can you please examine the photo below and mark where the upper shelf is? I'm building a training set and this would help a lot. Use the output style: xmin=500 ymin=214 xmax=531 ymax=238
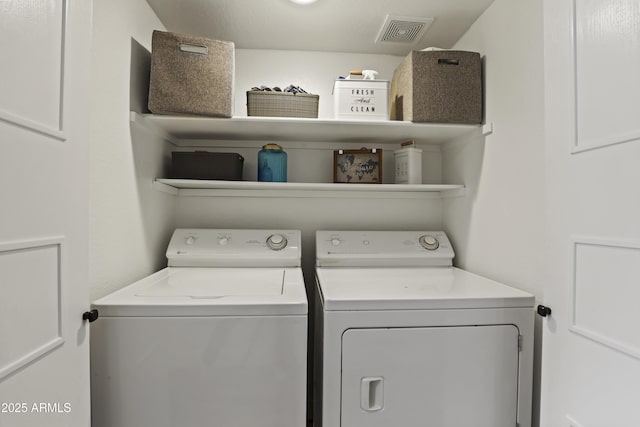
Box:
xmin=132 ymin=112 xmax=481 ymax=145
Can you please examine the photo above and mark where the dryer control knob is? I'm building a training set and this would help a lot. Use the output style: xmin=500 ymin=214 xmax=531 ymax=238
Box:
xmin=185 ymin=236 xmax=196 ymax=245
xmin=331 ymin=238 xmax=341 ymax=246
xmin=266 ymin=234 xmax=288 ymax=251
xmin=419 ymin=235 xmax=439 ymax=250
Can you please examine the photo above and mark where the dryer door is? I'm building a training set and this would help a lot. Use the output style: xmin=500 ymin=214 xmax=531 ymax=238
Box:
xmin=341 ymin=325 xmax=520 ymax=427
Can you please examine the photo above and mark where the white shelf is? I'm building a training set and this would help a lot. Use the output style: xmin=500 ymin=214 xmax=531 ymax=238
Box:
xmin=132 ymin=112 xmax=480 ymax=145
xmin=154 ymin=179 xmax=466 ymax=199
xmin=133 ymin=113 xmax=473 ymax=199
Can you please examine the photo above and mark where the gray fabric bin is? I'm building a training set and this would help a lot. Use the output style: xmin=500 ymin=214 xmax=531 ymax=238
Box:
xmin=148 ymin=30 xmax=234 ymax=117
xmin=390 ymin=50 xmax=482 ymax=124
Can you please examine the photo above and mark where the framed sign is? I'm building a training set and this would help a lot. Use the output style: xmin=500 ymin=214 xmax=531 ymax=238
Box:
xmin=333 ymin=148 xmax=382 ymax=184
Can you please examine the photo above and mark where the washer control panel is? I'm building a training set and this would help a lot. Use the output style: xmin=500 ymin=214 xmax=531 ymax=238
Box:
xmin=167 ymin=229 xmax=301 ymax=267
xmin=316 ymin=231 xmax=454 ymax=267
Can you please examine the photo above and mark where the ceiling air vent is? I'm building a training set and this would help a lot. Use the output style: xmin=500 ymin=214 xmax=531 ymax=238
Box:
xmin=376 ymin=15 xmax=434 ymax=44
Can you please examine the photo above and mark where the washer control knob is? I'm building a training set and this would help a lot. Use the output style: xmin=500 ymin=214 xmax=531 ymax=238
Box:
xmin=185 ymin=236 xmax=196 ymax=245
xmin=331 ymin=238 xmax=341 ymax=246
xmin=218 ymin=237 xmax=229 ymax=246
xmin=419 ymin=235 xmax=439 ymax=251
xmin=266 ymin=234 xmax=288 ymax=251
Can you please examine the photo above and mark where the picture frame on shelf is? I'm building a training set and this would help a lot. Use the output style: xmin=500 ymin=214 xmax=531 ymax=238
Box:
xmin=333 ymin=148 xmax=382 ymax=184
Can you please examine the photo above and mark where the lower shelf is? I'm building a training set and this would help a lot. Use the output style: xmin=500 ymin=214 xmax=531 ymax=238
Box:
xmin=154 ymin=179 xmax=466 ymax=199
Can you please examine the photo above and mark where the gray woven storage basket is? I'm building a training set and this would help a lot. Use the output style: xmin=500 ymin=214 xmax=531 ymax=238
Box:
xmin=148 ymin=31 xmax=234 ymax=117
xmin=390 ymin=50 xmax=482 ymax=124
xmin=247 ymin=91 xmax=319 ymax=118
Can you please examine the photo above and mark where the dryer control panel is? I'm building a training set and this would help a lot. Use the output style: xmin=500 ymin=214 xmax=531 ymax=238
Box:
xmin=167 ymin=229 xmax=301 ymax=267
xmin=316 ymin=230 xmax=454 ymax=267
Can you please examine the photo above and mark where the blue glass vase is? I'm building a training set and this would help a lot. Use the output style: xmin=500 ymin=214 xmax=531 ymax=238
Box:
xmin=258 ymin=144 xmax=287 ymax=182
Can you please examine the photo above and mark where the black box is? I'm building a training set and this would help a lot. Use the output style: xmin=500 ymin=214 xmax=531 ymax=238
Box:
xmin=171 ymin=152 xmax=244 ymax=180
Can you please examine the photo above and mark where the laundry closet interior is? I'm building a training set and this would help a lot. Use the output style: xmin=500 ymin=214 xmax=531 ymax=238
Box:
xmin=89 ymin=0 xmax=545 ymax=425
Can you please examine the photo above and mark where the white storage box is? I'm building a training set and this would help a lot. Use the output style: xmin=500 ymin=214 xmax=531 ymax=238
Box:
xmin=333 ymin=79 xmax=389 ymax=121
xmin=394 ymin=146 xmax=422 ymax=184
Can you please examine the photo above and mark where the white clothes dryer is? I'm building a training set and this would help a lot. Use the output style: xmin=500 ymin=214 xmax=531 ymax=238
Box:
xmin=314 ymin=230 xmax=534 ymax=427
xmin=91 ymin=229 xmax=307 ymax=427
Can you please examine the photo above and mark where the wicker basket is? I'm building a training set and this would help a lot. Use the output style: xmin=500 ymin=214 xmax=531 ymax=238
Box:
xmin=247 ymin=91 xmax=319 ymax=118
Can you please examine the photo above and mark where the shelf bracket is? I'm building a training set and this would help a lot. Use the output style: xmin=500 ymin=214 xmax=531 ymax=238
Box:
xmin=152 ymin=179 xmax=179 ymax=196
xmin=130 ymin=111 xmax=180 ymax=145
xmin=441 ymin=187 xmax=467 ymax=198
xmin=482 ymin=122 xmax=494 ymax=136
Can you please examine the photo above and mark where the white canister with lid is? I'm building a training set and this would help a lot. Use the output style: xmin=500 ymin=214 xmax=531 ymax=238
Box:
xmin=394 ymin=142 xmax=422 ymax=184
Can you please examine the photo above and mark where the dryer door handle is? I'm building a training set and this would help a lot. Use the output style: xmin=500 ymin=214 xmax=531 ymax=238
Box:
xmin=360 ymin=377 xmax=384 ymax=412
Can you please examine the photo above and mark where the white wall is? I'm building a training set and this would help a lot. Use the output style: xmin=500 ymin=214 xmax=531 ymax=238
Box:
xmin=234 ymin=49 xmax=402 ymax=118
xmin=444 ymin=0 xmax=545 ymax=298
xmin=442 ymin=0 xmax=545 ymax=425
xmin=89 ymin=0 xmax=175 ymax=300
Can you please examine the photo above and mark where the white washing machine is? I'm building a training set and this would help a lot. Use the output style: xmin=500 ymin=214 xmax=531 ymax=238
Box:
xmin=91 ymin=229 xmax=307 ymax=427
xmin=314 ymin=230 xmax=534 ymax=427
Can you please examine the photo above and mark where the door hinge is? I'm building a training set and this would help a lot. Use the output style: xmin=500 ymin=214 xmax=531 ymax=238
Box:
xmin=518 ymin=335 xmax=523 ymax=352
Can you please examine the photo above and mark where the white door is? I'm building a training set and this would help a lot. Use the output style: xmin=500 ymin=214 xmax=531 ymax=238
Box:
xmin=542 ymin=0 xmax=640 ymax=426
xmin=341 ymin=326 xmax=520 ymax=427
xmin=0 ymin=1 xmax=92 ymax=426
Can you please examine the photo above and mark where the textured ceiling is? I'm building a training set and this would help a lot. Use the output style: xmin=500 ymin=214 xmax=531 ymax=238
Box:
xmin=145 ymin=0 xmax=495 ymax=56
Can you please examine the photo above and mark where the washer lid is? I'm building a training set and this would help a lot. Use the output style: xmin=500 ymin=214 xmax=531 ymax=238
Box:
xmin=316 ymin=267 xmax=534 ymax=311
xmin=137 ymin=268 xmax=284 ymax=297
xmin=93 ymin=267 xmax=307 ymax=317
